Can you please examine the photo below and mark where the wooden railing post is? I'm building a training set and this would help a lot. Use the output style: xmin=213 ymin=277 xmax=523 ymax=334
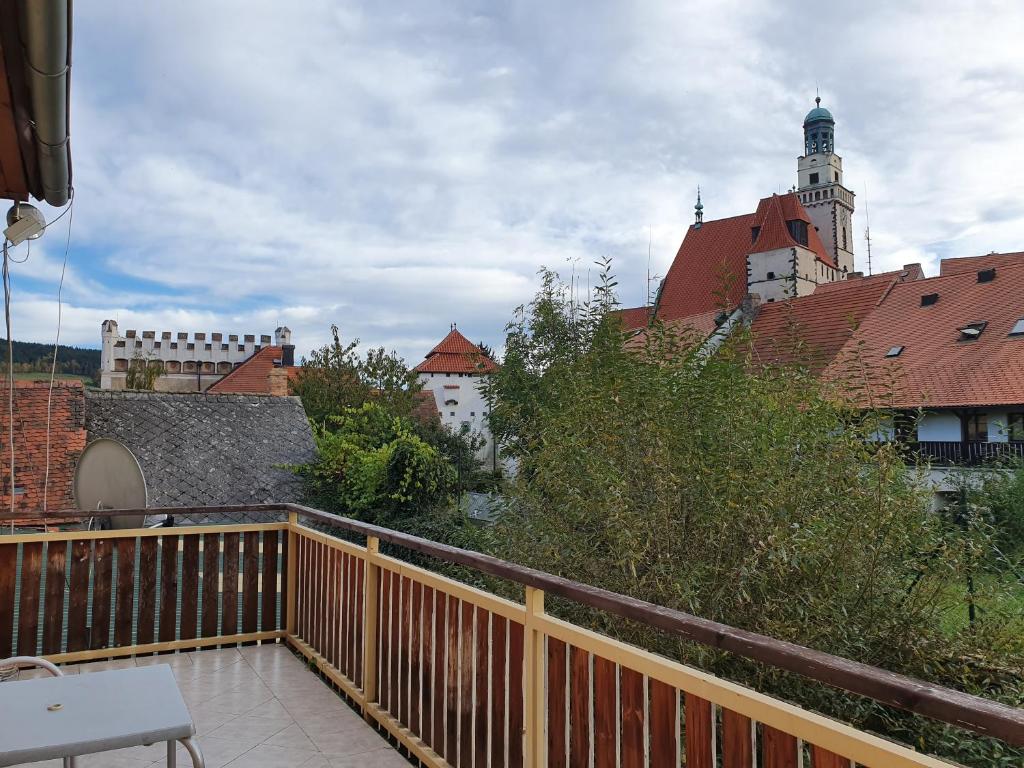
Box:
xmin=524 ymin=586 xmax=546 ymax=768
xmin=361 ymin=535 xmax=380 ymax=718
xmin=285 ymin=512 xmax=298 ymax=637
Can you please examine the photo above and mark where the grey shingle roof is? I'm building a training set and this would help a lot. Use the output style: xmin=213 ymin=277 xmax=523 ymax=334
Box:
xmin=84 ymin=391 xmax=315 ymax=509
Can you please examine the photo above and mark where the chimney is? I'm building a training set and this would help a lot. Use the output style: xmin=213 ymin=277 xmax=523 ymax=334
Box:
xmin=267 ymin=368 xmax=289 ymax=396
xmin=846 ymin=271 xmax=864 ymax=280
xmin=281 ymin=344 xmax=295 ymax=367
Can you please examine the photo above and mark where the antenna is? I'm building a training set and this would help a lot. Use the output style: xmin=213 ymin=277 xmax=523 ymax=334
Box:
xmin=863 ymin=182 xmax=873 ymax=276
xmin=646 ymin=225 xmax=652 ymax=306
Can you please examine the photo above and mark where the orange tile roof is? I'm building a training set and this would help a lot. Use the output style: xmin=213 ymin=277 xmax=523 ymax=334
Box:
xmin=611 ymin=306 xmax=652 ymax=331
xmin=0 ymin=380 xmax=86 ymax=524
xmin=939 ymin=251 xmax=1024 ymax=276
xmin=812 ymin=264 xmax=924 ymax=294
xmin=625 ymin=308 xmax=724 ymax=351
xmin=656 ymin=193 xmax=830 ymax=322
xmin=824 ymin=263 xmax=1024 ymax=407
xmin=410 ymin=389 xmax=440 ymax=425
xmin=207 ymin=346 xmax=299 ymax=395
xmin=414 ymin=329 xmax=498 ymax=374
xmin=748 ymin=273 xmax=906 ymax=372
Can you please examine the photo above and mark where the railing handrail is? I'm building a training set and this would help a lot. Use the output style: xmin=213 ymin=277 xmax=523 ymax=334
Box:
xmin=5 ymin=501 xmax=1024 ymax=747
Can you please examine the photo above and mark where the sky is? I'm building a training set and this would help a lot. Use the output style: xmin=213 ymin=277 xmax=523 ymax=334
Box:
xmin=10 ymin=1 xmax=1024 ymax=363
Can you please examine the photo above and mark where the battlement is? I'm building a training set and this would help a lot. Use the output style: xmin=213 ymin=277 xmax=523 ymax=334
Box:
xmin=100 ymin=320 xmax=292 ymax=392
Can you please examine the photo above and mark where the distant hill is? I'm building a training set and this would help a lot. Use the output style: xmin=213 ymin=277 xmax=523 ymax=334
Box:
xmin=0 ymin=339 xmax=100 ymax=382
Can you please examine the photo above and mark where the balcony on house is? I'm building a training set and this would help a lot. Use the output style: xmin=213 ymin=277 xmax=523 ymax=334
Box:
xmin=1 ymin=504 xmax=1022 ymax=768
xmin=911 ymin=440 xmax=1024 ymax=467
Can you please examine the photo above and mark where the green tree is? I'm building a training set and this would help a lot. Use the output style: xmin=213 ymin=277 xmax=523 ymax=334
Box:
xmin=291 ymin=326 xmax=371 ymax=424
xmin=124 ymin=352 xmax=161 ymax=390
xmin=484 ymin=262 xmax=1023 ymax=766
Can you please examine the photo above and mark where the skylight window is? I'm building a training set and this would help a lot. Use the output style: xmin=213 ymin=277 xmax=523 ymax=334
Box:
xmin=958 ymin=322 xmax=988 ymax=340
xmin=920 ymin=293 xmax=939 ymax=307
xmin=977 ymin=268 xmax=996 ymax=283
xmin=1010 ymin=318 xmax=1024 ymax=336
xmin=885 ymin=346 xmax=904 ymax=357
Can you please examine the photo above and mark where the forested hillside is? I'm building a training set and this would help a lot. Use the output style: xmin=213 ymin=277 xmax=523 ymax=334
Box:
xmin=0 ymin=339 xmax=100 ymax=381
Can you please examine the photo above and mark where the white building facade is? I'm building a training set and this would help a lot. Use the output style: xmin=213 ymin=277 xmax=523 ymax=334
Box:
xmin=100 ymin=319 xmax=292 ymax=392
xmin=414 ymin=327 xmax=499 ymax=470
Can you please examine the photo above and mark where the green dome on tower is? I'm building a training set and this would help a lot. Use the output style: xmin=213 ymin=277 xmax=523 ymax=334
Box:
xmin=803 ymin=97 xmax=834 ymax=125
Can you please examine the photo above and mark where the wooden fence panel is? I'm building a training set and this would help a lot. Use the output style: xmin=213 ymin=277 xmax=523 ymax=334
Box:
xmin=392 ymin=572 xmax=404 ymax=721
xmin=222 ymin=532 xmax=239 ymax=637
xmin=179 ymin=534 xmax=200 ymax=642
xmin=201 ymin=532 xmax=220 ymax=638
xmin=811 ymin=745 xmax=853 ymax=768
xmin=547 ymin=637 xmax=568 ymax=768
xmin=137 ymin=537 xmax=158 ymax=646
xmin=593 ymin=655 xmax=617 ymax=768
xmin=158 ymin=535 xmax=179 ymax=644
xmin=685 ymin=694 xmax=715 ymax=768
xmin=261 ymin=530 xmax=279 ymax=634
xmin=0 ymin=543 xmax=16 ymax=657
xmin=66 ymin=540 xmax=91 ymax=653
xmin=90 ymin=539 xmax=113 ymax=651
xmin=241 ymin=531 xmax=259 ymax=638
xmin=649 ymin=679 xmax=678 ymax=767
xmin=431 ymin=589 xmax=447 ymax=754
xmin=411 ymin=580 xmax=423 ymax=739
xmin=722 ymin=708 xmax=754 ymax=768
xmin=474 ymin=605 xmax=488 ymax=768
xmin=17 ymin=541 xmax=42 ymax=656
xmin=113 ymin=538 xmax=136 ymax=649
xmin=42 ymin=541 xmax=67 ymax=655
xmin=620 ymin=667 xmax=645 ymax=768
xmin=458 ymin=600 xmax=474 ymax=768
xmin=490 ymin=613 xmax=507 ymax=768
xmin=421 ymin=585 xmax=435 ymax=750
xmin=444 ymin=595 xmax=459 ymax=763
xmin=569 ymin=645 xmax=590 ymax=768
xmin=508 ymin=619 xmax=525 ymax=768
xmin=762 ymin=725 xmax=799 ymax=768
xmin=378 ymin=568 xmax=392 ymax=713
xmin=353 ymin=554 xmax=364 ymax=687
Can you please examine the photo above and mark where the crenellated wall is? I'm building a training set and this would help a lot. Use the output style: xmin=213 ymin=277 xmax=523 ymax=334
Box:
xmin=100 ymin=320 xmax=292 ymax=392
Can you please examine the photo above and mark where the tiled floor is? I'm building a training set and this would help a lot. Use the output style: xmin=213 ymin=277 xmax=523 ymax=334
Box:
xmin=13 ymin=644 xmax=409 ymax=768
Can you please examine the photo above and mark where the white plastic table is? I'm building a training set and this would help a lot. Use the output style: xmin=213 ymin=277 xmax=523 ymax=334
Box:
xmin=0 ymin=663 xmax=204 ymax=767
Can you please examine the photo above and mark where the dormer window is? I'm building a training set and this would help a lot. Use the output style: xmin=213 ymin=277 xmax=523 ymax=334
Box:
xmin=786 ymin=220 xmax=809 ymax=247
xmin=1009 ymin=318 xmax=1024 ymax=336
xmin=977 ymin=268 xmax=996 ymax=283
xmin=750 ymin=226 xmax=761 ymax=243
xmin=958 ymin=322 xmax=988 ymax=340
xmin=920 ymin=293 xmax=939 ymax=307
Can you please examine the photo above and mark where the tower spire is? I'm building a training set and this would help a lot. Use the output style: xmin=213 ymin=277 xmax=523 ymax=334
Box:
xmin=694 ymin=186 xmax=703 ymax=229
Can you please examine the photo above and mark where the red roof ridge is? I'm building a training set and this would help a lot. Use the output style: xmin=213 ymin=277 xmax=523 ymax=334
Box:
xmin=414 ymin=327 xmax=498 ymax=374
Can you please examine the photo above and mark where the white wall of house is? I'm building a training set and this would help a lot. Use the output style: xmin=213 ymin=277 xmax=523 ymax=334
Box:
xmin=917 ymin=411 xmax=961 ymax=442
xmin=417 ymin=371 xmax=496 ymax=468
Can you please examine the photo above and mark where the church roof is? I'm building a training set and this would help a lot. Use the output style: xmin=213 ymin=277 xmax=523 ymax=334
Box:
xmin=939 ymin=251 xmax=1024 ymax=277
xmin=804 ymin=105 xmax=834 ymax=124
xmin=414 ymin=328 xmax=498 ymax=374
xmin=655 ymin=193 xmax=831 ymax=321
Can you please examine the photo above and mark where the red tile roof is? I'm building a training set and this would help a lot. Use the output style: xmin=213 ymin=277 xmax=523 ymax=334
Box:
xmin=939 ymin=251 xmax=1024 ymax=276
xmin=208 ymin=346 xmax=299 ymax=395
xmin=625 ymin=308 xmax=724 ymax=351
xmin=812 ymin=264 xmax=924 ymax=294
xmin=611 ymin=306 xmax=652 ymax=331
xmin=0 ymin=381 xmax=86 ymax=524
xmin=410 ymin=389 xmax=440 ymax=425
xmin=414 ymin=329 xmax=498 ymax=374
xmin=748 ymin=272 xmax=907 ymax=372
xmin=656 ymin=193 xmax=830 ymax=321
xmin=824 ymin=262 xmax=1024 ymax=407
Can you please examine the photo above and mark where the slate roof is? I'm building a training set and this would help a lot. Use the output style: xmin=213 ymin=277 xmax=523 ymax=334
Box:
xmin=823 ymin=261 xmax=1024 ymax=408
xmin=414 ymin=329 xmax=498 ymax=374
xmin=84 ymin=391 xmax=315 ymax=510
xmin=208 ymin=345 xmax=300 ymax=394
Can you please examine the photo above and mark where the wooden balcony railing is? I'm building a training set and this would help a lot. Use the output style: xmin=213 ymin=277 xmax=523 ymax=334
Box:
xmin=2 ymin=502 xmax=1023 ymax=768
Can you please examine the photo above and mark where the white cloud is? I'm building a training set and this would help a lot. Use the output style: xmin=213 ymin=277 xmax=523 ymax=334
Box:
xmin=9 ymin=0 xmax=1024 ymax=362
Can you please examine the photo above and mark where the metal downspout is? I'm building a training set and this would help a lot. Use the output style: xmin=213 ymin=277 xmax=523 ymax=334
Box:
xmin=18 ymin=0 xmax=71 ymax=206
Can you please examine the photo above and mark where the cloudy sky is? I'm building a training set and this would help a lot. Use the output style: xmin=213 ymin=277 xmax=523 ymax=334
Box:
xmin=10 ymin=1 xmax=1024 ymax=362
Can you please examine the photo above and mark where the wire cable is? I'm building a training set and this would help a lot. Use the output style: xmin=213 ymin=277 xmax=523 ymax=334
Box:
xmin=42 ymin=192 xmax=74 ymax=530
xmin=3 ymin=239 xmax=14 ymax=533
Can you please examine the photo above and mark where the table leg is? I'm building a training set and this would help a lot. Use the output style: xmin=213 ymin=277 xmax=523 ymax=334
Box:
xmin=167 ymin=740 xmax=177 ymax=767
xmin=180 ymin=736 xmax=206 ymax=768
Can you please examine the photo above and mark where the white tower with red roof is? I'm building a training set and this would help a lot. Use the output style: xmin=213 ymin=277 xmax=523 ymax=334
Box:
xmin=796 ymin=96 xmax=855 ymax=274
xmin=413 ymin=326 xmax=499 ymax=466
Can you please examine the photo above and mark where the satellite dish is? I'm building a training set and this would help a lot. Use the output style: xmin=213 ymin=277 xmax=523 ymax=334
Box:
xmin=74 ymin=439 xmax=149 ymax=530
